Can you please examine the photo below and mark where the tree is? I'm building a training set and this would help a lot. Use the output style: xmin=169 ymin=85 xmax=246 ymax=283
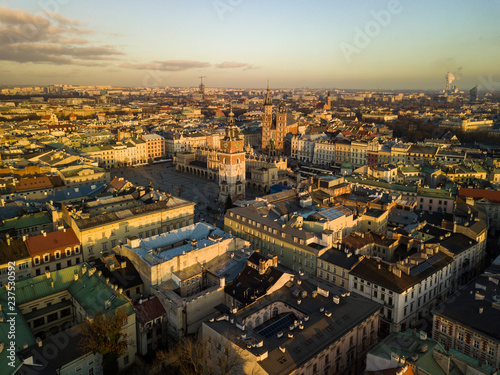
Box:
xmin=151 ymin=335 xmax=244 ymax=375
xmin=224 ymin=194 xmax=233 ymax=212
xmin=78 ymin=307 xmax=131 ymax=374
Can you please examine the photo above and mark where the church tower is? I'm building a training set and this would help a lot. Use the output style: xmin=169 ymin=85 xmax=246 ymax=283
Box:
xmin=261 ymin=81 xmax=273 ymax=151
xmin=261 ymin=82 xmax=296 ymax=156
xmin=218 ymin=104 xmax=246 ymax=205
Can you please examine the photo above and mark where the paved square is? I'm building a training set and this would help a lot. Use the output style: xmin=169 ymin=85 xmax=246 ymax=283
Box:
xmin=110 ymin=164 xmax=220 ymax=222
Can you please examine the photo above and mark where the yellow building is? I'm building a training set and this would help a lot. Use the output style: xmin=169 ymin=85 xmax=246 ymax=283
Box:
xmin=64 ymin=194 xmax=195 ymax=261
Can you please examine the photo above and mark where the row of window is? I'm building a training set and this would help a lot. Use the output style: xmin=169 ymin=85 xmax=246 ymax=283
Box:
xmin=33 ymin=247 xmax=80 ymax=265
xmin=230 ymin=214 xmax=306 ymax=245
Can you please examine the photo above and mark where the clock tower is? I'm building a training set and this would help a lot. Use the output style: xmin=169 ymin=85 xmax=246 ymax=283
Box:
xmin=218 ymin=105 xmax=246 ymax=205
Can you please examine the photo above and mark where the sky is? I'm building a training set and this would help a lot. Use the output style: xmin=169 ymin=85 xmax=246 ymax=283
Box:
xmin=0 ymin=0 xmax=500 ymax=90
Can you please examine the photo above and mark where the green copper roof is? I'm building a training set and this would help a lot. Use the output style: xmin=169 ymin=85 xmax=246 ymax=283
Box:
xmin=0 ymin=212 xmax=52 ymax=231
xmin=346 ymin=177 xmax=417 ymax=193
xmin=9 ymin=264 xmax=132 ymax=316
xmin=0 ymin=301 xmax=36 ymax=373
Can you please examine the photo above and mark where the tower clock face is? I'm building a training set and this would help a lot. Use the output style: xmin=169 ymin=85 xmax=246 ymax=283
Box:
xmin=235 ymin=142 xmax=239 ymax=148
xmin=223 ymin=142 xmax=228 ymax=149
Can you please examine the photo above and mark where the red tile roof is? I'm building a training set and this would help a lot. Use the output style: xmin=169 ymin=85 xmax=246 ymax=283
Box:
xmin=16 ymin=176 xmax=53 ymax=191
xmin=25 ymin=228 xmax=80 ymax=256
xmin=105 ymin=176 xmax=129 ymax=192
xmin=134 ymin=297 xmax=166 ymax=324
xmin=458 ymin=188 xmax=500 ymax=204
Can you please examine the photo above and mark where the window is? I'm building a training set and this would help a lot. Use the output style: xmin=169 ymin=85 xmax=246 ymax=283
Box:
xmin=124 ymin=355 xmax=129 ymax=366
xmin=33 ymin=317 xmax=45 ymax=328
xmin=47 ymin=312 xmax=58 ymax=322
xmin=19 ymin=262 xmax=29 ymax=270
xmin=54 ymin=251 xmax=61 ymax=260
xmin=488 ymin=347 xmax=495 ymax=356
xmin=60 ymin=307 xmax=71 ymax=317
xmin=43 ymin=253 xmax=50 ymax=263
xmin=458 ymin=332 xmax=464 ymax=342
xmin=473 ymin=340 xmax=480 ymax=349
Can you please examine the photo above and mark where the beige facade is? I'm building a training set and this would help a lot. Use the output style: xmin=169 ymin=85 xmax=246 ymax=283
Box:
xmin=142 ymin=133 xmax=165 ymax=161
xmin=58 ymin=165 xmax=110 ymax=188
xmin=360 ymin=208 xmax=389 ymax=235
xmin=65 ymin=197 xmax=195 ymax=261
xmin=114 ymin=224 xmax=246 ymax=293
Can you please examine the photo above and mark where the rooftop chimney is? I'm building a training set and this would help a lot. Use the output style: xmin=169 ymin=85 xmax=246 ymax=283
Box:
xmin=259 ymin=259 xmax=266 ymax=275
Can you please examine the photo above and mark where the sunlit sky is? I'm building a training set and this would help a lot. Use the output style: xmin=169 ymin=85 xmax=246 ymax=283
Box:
xmin=1 ymin=0 xmax=500 ymax=90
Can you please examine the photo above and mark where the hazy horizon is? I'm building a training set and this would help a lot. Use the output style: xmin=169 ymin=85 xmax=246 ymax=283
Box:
xmin=1 ymin=0 xmax=499 ymax=91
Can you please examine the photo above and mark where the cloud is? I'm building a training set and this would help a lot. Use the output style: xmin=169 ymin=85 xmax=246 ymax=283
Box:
xmin=121 ymin=60 xmax=211 ymax=71
xmin=0 ymin=6 xmax=122 ymax=65
xmin=216 ymin=61 xmax=257 ymax=70
xmin=60 ymin=37 xmax=89 ymax=45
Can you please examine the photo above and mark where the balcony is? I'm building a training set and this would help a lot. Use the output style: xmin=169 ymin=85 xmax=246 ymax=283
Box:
xmin=384 ymin=301 xmax=394 ymax=309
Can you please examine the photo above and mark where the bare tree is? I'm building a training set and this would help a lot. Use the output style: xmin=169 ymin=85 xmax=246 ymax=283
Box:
xmin=151 ymin=335 xmax=245 ymax=375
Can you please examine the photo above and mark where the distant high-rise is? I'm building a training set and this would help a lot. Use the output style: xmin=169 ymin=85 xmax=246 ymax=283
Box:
xmin=470 ymin=86 xmax=478 ymax=102
xmin=199 ymin=75 xmax=206 ymax=99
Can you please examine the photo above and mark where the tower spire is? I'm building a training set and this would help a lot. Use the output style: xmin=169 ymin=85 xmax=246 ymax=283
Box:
xmin=264 ymin=80 xmax=272 ymax=106
xmin=228 ymin=102 xmax=235 ymax=126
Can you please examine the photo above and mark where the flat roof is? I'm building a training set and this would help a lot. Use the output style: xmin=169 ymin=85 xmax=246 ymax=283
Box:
xmin=123 ymin=223 xmax=232 ymax=266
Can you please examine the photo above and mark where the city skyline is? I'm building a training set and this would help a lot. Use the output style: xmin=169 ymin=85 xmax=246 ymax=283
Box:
xmin=1 ymin=0 xmax=499 ymax=90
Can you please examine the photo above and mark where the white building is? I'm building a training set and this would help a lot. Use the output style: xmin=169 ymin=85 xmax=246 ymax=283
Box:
xmin=312 ymin=139 xmax=336 ymax=166
xmin=291 ymin=133 xmax=329 ymax=162
xmin=350 ymin=140 xmax=368 ymax=168
xmin=349 ymin=251 xmax=454 ymax=335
